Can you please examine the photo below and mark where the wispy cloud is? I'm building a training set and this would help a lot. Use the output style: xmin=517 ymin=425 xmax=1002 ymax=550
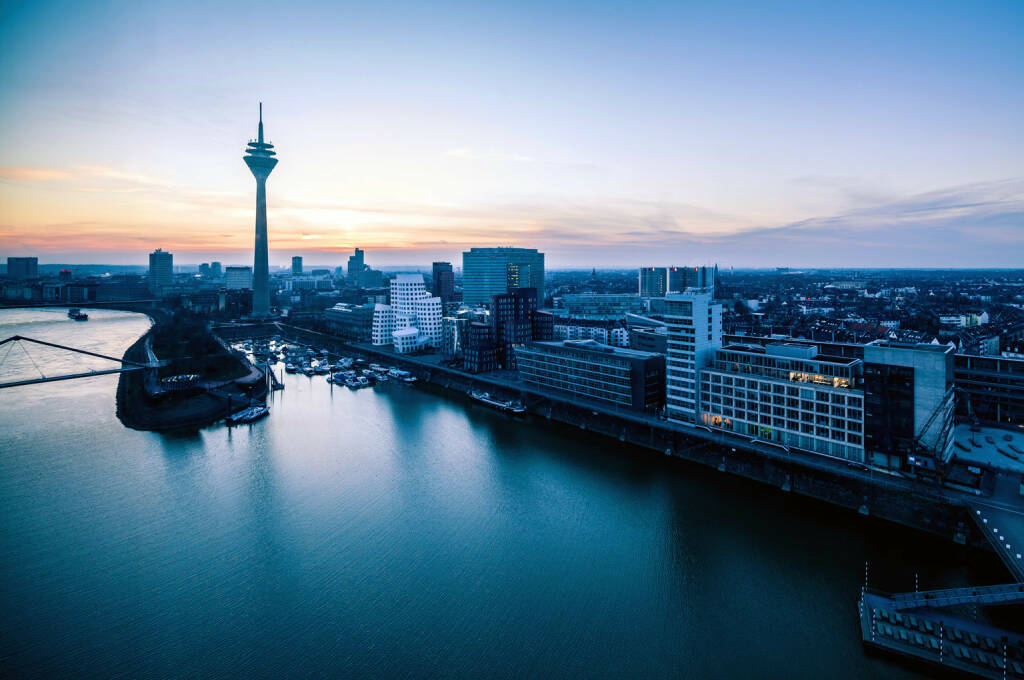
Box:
xmin=0 ymin=167 xmax=74 ymax=181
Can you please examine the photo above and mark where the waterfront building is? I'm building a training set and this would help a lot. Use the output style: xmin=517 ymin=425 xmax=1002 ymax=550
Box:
xmin=243 ymin=104 xmax=278 ymax=317
xmin=556 ymin=294 xmax=645 ymax=317
xmin=347 ymin=248 xmax=365 ymax=280
xmin=369 ymin=274 xmax=443 ymax=353
xmin=665 ymin=290 xmax=722 ymax=424
xmin=5 ymin=256 xmax=39 ymax=279
xmin=515 ymin=340 xmax=666 ymax=412
xmin=463 ymin=322 xmax=500 ymax=373
xmin=291 ymin=256 xmax=303 ymax=275
xmin=441 ymin=315 xmax=470 ymax=358
xmin=699 ymin=342 xmax=866 ymax=462
xmin=431 ymin=262 xmax=455 ymax=302
xmin=148 ymin=249 xmax=173 ymax=293
xmin=225 ymin=265 xmax=253 ymax=290
xmin=371 ymin=303 xmax=393 ymax=345
xmin=862 ymin=340 xmax=955 ymax=470
xmin=462 ymin=247 xmax=544 ymax=307
xmin=491 ymin=287 xmax=542 ymax=369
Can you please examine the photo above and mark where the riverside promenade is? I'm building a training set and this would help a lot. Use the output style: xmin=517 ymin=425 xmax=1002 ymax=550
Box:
xmin=214 ymin=320 xmax=1023 ymax=560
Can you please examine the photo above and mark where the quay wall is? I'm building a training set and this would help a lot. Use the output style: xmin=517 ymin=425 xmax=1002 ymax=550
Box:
xmin=225 ymin=322 xmax=988 ymax=552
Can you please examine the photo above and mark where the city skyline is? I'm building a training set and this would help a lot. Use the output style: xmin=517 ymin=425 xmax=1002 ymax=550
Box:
xmin=1 ymin=1 xmax=1023 ymax=268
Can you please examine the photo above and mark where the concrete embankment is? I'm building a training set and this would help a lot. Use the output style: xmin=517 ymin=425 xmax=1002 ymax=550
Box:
xmin=221 ymin=321 xmax=990 ymax=554
xmin=116 ymin=327 xmax=266 ymax=432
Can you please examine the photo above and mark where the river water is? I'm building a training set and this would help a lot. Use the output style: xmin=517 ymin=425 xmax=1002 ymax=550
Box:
xmin=0 ymin=308 xmax=1009 ymax=678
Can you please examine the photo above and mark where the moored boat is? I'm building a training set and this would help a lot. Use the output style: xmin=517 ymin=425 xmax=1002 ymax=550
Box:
xmin=226 ymin=405 xmax=270 ymax=425
xmin=469 ymin=390 xmax=526 ymax=414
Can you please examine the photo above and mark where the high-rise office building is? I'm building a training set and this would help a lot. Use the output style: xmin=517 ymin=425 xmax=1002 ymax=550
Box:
xmin=639 ymin=267 xmax=667 ymax=297
xmin=5 ymin=257 xmax=38 ymax=279
xmin=225 ymin=265 xmax=253 ymax=290
xmin=431 ymin=261 xmax=455 ymax=302
xmin=667 ymin=266 xmax=715 ymax=293
xmin=148 ymin=249 xmax=173 ymax=293
xmin=243 ymin=103 xmax=278 ymax=317
xmin=291 ymin=256 xmax=303 ymax=275
xmin=348 ymin=248 xmax=365 ymax=280
xmin=664 ymin=290 xmax=722 ymax=424
xmin=462 ymin=247 xmax=544 ymax=307
xmin=640 ymin=266 xmax=716 ymax=297
xmin=211 ymin=261 xmax=222 ymax=278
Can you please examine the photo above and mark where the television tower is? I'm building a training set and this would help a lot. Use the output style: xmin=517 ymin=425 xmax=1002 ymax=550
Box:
xmin=243 ymin=103 xmax=277 ymax=317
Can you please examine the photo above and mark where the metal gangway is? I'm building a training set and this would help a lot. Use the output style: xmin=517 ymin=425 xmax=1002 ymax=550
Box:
xmin=887 ymin=582 xmax=1024 ymax=611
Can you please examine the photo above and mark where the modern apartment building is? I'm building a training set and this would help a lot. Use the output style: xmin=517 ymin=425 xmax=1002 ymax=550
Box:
xmin=699 ymin=342 xmax=866 ymax=462
xmin=462 ymin=247 xmax=544 ymax=306
xmin=515 ymin=339 xmax=666 ymax=411
xmin=148 ymin=249 xmax=173 ymax=293
xmin=664 ymin=290 xmax=722 ymax=424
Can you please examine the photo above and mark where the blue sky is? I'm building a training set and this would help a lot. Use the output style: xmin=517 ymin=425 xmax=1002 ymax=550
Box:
xmin=0 ymin=0 xmax=1021 ymax=267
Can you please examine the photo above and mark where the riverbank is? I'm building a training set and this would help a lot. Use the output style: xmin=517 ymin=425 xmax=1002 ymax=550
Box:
xmin=218 ymin=321 xmax=1005 ymax=559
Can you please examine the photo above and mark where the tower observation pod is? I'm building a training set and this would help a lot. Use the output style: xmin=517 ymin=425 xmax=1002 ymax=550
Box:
xmin=243 ymin=102 xmax=278 ymax=317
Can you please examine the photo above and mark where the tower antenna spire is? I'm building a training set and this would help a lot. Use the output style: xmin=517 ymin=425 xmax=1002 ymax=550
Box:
xmin=258 ymin=102 xmax=264 ymax=144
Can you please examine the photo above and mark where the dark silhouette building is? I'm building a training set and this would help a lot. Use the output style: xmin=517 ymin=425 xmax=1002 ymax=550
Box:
xmin=432 ymin=261 xmax=455 ymax=302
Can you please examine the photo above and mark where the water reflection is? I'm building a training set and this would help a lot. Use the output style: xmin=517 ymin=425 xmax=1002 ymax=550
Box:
xmin=1 ymin=309 xmax=1000 ymax=679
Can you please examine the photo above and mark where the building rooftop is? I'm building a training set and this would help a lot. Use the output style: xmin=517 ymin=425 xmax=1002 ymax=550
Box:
xmin=530 ymin=339 xmax=662 ymax=359
xmin=721 ymin=342 xmax=860 ymax=366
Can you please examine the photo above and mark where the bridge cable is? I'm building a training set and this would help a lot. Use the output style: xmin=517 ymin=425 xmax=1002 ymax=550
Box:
xmin=14 ymin=340 xmax=46 ymax=379
xmin=0 ymin=341 xmax=14 ymax=370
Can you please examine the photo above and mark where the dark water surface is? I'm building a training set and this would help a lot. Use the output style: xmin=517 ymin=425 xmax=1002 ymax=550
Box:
xmin=0 ymin=309 xmax=1007 ymax=678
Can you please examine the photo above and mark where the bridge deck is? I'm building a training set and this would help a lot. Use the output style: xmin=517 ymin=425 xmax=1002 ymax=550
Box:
xmin=860 ymin=591 xmax=1024 ymax=679
xmin=888 ymin=582 xmax=1024 ymax=610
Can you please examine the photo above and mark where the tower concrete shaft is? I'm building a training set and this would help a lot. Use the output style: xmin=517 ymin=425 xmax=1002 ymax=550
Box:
xmin=244 ymin=103 xmax=278 ymax=317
